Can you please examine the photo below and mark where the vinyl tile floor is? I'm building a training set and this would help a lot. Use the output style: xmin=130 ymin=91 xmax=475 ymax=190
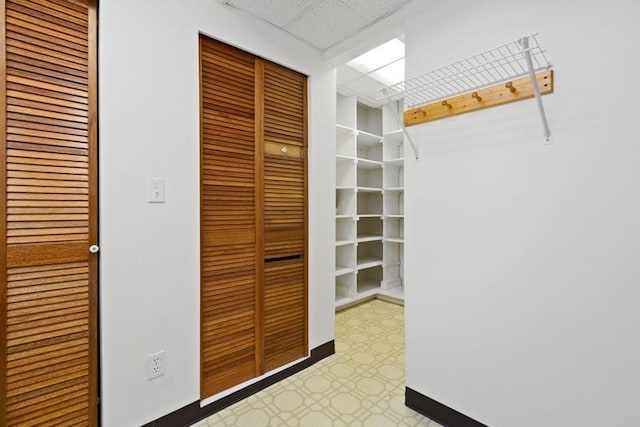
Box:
xmin=193 ymin=299 xmax=440 ymax=427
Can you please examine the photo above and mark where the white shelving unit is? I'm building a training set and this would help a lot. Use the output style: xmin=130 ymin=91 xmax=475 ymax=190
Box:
xmin=381 ymin=101 xmax=405 ymax=296
xmin=335 ymin=94 xmax=405 ymax=309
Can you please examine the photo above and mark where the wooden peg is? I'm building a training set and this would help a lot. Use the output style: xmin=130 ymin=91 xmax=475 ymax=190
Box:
xmin=506 ymin=81 xmax=516 ymax=93
xmin=441 ymin=100 xmax=452 ymax=110
xmin=471 ymin=92 xmax=482 ymax=102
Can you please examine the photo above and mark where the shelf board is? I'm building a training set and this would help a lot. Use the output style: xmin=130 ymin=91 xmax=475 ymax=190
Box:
xmin=336 ymin=215 xmax=355 ymax=220
xmin=336 ymin=266 xmax=354 ymax=276
xmin=357 ymin=234 xmax=383 ymax=243
xmin=384 ymin=237 xmax=404 ymax=243
xmin=356 ymin=158 xmax=382 ymax=169
xmin=336 ymin=154 xmax=355 ymax=162
xmin=356 ymin=130 xmax=382 ymax=146
xmin=356 ymin=186 xmax=382 ymax=193
xmin=383 ymin=187 xmax=404 ymax=192
xmin=384 ymin=214 xmax=404 ymax=218
xmin=334 ymin=284 xmax=405 ymax=310
xmin=357 ymin=214 xmax=383 ymax=219
xmin=384 ymin=158 xmax=404 ymax=167
xmin=383 ymin=129 xmax=404 ymax=144
xmin=357 ymin=257 xmax=383 ymax=270
xmin=336 ymin=124 xmax=354 ymax=135
xmin=336 ymin=186 xmax=355 ymax=191
xmin=357 ymin=280 xmax=381 ymax=295
xmin=336 ymin=240 xmax=355 ymax=246
xmin=335 ymin=296 xmax=354 ymax=308
xmin=377 ymin=286 xmax=405 ymax=304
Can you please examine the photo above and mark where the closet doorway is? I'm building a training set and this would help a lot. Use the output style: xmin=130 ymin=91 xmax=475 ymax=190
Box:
xmin=334 ymin=37 xmax=406 ymax=310
xmin=1 ymin=0 xmax=99 ymax=425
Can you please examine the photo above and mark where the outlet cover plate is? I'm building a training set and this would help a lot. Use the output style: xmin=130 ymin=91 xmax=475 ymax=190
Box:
xmin=147 ymin=350 xmax=165 ymax=380
xmin=147 ymin=178 xmax=165 ymax=203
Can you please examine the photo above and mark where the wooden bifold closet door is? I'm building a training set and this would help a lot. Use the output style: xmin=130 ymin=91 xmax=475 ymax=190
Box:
xmin=0 ymin=0 xmax=98 ymax=426
xmin=199 ymin=35 xmax=307 ymax=398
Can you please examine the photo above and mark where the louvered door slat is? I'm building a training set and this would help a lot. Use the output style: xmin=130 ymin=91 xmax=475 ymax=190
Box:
xmin=262 ymin=61 xmax=307 ymax=370
xmin=1 ymin=0 xmax=97 ymax=425
xmin=199 ymin=35 xmax=258 ymax=398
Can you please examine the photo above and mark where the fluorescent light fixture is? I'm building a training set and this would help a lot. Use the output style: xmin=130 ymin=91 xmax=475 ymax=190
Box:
xmin=347 ymin=38 xmax=405 ymax=86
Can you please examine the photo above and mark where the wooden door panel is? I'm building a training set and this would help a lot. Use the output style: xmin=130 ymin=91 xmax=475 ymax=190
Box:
xmin=263 ymin=64 xmax=305 ymax=147
xmin=262 ymin=61 xmax=307 ymax=367
xmin=263 ymin=152 xmax=305 ymax=258
xmin=1 ymin=0 xmax=97 ymax=425
xmin=263 ymin=258 xmax=305 ymax=371
xmin=199 ymin=35 xmax=257 ymax=398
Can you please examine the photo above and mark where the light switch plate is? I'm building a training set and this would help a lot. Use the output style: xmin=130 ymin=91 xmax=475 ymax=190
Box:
xmin=147 ymin=178 xmax=165 ymax=203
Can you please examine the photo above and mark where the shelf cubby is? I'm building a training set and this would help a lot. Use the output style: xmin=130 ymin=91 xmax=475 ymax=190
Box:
xmin=357 ymin=191 xmax=382 ymax=216
xmin=356 ymin=240 xmax=383 ymax=270
xmin=336 ymin=244 xmax=355 ymax=276
xmin=356 ymin=139 xmax=382 ymax=162
xmin=383 ymin=131 xmax=404 ymax=162
xmin=357 ymin=266 xmax=382 ymax=294
xmin=357 ymin=165 xmax=382 ymax=189
xmin=384 ymin=191 xmax=403 ymax=216
xmin=336 ymin=129 xmax=355 ymax=158
xmin=357 ymin=216 xmax=383 ymax=240
xmin=336 ymin=188 xmax=355 ymax=217
xmin=336 ymin=273 xmax=356 ymax=299
xmin=357 ymin=103 xmax=382 ymax=135
xmin=337 ymin=157 xmax=356 ymax=188
xmin=382 ymin=101 xmax=403 ymax=135
xmin=382 ymin=241 xmax=403 ymax=290
xmin=336 ymin=217 xmax=355 ymax=246
xmin=384 ymin=216 xmax=404 ymax=242
xmin=383 ymin=163 xmax=404 ymax=189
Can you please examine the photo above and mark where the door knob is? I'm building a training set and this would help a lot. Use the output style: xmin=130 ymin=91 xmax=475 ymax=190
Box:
xmin=89 ymin=245 xmax=100 ymax=254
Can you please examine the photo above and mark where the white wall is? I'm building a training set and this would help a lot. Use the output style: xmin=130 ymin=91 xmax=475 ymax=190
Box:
xmin=404 ymin=0 xmax=640 ymax=426
xmin=99 ymin=1 xmax=335 ymax=425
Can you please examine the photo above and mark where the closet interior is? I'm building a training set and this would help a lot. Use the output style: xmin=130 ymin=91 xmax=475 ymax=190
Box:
xmin=335 ymin=95 xmax=405 ymax=308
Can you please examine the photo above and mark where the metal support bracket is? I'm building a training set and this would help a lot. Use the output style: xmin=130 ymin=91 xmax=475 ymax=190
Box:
xmin=520 ymin=36 xmax=552 ymax=143
xmin=390 ymin=103 xmax=419 ymax=160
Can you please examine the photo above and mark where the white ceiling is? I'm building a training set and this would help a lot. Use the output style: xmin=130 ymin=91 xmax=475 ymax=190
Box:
xmin=219 ymin=0 xmax=414 ymax=50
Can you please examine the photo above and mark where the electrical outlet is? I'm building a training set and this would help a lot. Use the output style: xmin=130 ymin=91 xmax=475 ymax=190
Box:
xmin=147 ymin=351 xmax=165 ymax=380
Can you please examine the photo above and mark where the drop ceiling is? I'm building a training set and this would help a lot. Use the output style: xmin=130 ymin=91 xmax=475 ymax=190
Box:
xmin=219 ymin=0 xmax=414 ymax=106
xmin=219 ymin=0 xmax=414 ymax=50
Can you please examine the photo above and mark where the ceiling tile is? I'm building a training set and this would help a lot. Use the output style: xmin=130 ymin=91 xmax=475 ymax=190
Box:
xmin=339 ymin=0 xmax=412 ymax=22
xmin=284 ymin=0 xmax=369 ymax=50
xmin=226 ymin=0 xmax=315 ymax=27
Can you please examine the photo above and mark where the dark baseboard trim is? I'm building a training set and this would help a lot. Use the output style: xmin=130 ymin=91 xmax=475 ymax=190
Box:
xmin=405 ymin=387 xmax=489 ymax=427
xmin=143 ymin=340 xmax=335 ymax=427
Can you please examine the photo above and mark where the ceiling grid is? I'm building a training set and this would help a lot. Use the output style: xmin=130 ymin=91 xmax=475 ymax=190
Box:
xmin=220 ymin=0 xmax=413 ymax=50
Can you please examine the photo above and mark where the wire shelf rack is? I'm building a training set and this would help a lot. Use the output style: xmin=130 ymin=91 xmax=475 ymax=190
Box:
xmin=377 ymin=34 xmax=552 ymax=109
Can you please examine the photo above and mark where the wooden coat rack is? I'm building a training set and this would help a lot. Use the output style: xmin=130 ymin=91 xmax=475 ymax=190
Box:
xmin=377 ymin=34 xmax=555 ymax=159
xmin=404 ymin=69 xmax=553 ymax=125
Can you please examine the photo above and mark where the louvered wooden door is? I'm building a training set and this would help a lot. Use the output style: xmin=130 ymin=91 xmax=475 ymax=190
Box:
xmin=199 ymin=36 xmax=258 ymax=397
xmin=262 ymin=61 xmax=307 ymax=371
xmin=199 ymin=36 xmax=307 ymax=399
xmin=0 ymin=0 xmax=98 ymax=425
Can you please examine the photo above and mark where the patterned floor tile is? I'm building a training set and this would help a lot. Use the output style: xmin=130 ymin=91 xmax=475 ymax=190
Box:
xmin=194 ymin=300 xmax=440 ymax=426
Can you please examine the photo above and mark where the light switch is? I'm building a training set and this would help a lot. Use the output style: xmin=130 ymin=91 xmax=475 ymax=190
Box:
xmin=147 ymin=178 xmax=165 ymax=203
